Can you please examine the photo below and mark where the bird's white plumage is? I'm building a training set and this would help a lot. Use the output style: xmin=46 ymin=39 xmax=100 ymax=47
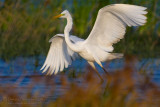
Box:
xmin=85 ymin=4 xmax=147 ymax=52
xmin=41 ymin=34 xmax=83 ymax=75
xmin=41 ymin=4 xmax=147 ymax=75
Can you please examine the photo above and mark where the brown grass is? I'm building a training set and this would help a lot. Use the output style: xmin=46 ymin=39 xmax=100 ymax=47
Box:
xmin=0 ymin=57 xmax=160 ymax=107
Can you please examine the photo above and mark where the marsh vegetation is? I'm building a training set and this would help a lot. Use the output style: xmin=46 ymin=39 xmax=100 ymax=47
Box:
xmin=0 ymin=0 xmax=160 ymax=106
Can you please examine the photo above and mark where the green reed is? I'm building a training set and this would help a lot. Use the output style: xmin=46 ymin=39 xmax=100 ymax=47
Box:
xmin=0 ymin=0 xmax=159 ymax=60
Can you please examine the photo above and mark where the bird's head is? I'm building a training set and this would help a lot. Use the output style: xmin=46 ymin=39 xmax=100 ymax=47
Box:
xmin=54 ymin=10 xmax=70 ymax=19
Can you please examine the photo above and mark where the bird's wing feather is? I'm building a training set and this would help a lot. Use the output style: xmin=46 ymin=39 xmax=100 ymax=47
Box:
xmin=41 ymin=34 xmax=83 ymax=75
xmin=85 ymin=4 xmax=147 ymax=52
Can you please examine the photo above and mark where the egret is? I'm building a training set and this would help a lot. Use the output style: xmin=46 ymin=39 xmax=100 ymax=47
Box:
xmin=41 ymin=4 xmax=147 ymax=78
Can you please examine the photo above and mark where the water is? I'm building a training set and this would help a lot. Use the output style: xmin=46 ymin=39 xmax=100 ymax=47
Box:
xmin=0 ymin=56 xmax=160 ymax=104
xmin=0 ymin=56 xmax=160 ymax=85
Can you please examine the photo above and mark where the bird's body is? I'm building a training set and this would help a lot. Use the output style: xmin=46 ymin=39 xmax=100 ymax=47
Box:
xmin=41 ymin=4 xmax=147 ymax=75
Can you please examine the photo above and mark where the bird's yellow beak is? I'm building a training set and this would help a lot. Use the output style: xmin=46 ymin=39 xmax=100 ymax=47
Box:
xmin=53 ymin=14 xmax=63 ymax=19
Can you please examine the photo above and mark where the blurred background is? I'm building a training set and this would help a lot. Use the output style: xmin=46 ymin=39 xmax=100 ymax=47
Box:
xmin=0 ymin=0 xmax=160 ymax=60
xmin=0 ymin=0 xmax=160 ymax=106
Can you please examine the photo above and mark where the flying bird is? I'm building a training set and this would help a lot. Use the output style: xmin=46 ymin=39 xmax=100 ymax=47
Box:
xmin=41 ymin=4 xmax=147 ymax=77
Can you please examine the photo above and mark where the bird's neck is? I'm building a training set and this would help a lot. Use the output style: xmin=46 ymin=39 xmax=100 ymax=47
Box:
xmin=64 ymin=14 xmax=80 ymax=52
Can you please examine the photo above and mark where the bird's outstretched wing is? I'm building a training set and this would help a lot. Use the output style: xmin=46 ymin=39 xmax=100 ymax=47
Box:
xmin=41 ymin=34 xmax=83 ymax=75
xmin=85 ymin=4 xmax=147 ymax=52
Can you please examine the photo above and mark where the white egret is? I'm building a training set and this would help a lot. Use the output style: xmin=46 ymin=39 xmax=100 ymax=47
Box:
xmin=41 ymin=4 xmax=147 ymax=77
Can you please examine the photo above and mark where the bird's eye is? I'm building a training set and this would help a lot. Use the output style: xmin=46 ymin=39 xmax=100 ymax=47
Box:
xmin=62 ymin=14 xmax=65 ymax=16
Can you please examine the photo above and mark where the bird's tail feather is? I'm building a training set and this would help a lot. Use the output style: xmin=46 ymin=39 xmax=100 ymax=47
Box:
xmin=108 ymin=53 xmax=123 ymax=60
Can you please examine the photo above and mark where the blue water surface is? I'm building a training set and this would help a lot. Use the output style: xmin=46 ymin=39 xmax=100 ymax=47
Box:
xmin=0 ymin=56 xmax=160 ymax=102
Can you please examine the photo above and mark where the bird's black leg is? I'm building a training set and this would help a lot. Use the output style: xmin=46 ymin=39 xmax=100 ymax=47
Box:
xmin=102 ymin=67 xmax=110 ymax=76
xmin=94 ymin=69 xmax=104 ymax=82
xmin=88 ymin=61 xmax=104 ymax=82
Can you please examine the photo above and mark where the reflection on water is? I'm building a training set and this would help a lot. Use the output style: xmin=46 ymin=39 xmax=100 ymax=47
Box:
xmin=0 ymin=56 xmax=160 ymax=102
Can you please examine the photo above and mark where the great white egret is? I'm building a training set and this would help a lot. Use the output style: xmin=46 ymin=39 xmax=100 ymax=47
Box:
xmin=41 ymin=4 xmax=147 ymax=77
